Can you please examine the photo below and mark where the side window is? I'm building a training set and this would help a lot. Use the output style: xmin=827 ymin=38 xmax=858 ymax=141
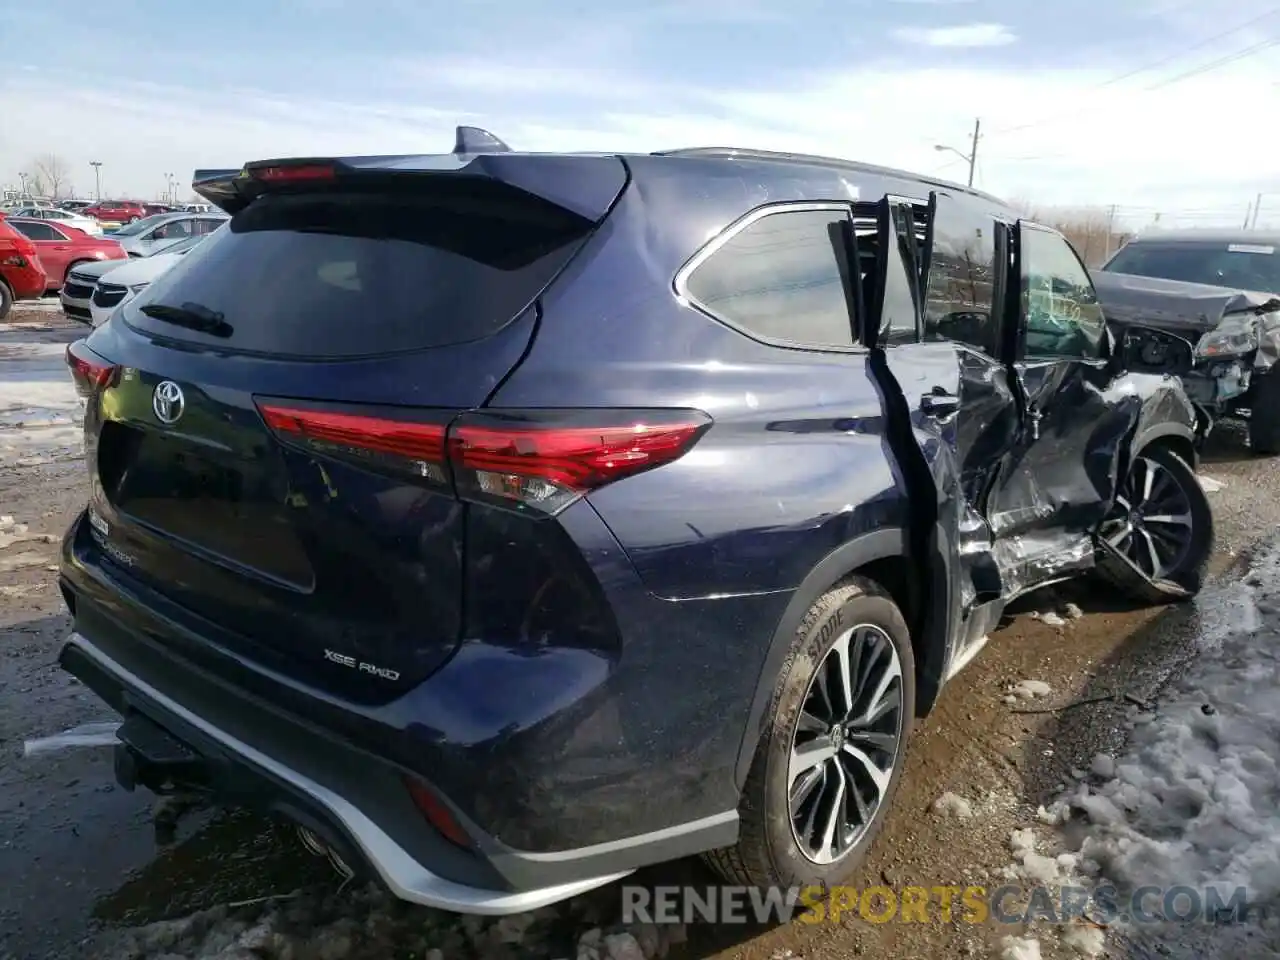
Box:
xmin=12 ymin=221 xmax=56 ymax=241
xmin=923 ymin=203 xmax=1000 ymax=356
xmin=1019 ymin=226 xmax=1106 ymax=360
xmin=683 ymin=207 xmax=857 ymax=348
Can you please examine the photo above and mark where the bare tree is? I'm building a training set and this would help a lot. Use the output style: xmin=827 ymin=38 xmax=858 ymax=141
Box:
xmin=30 ymin=154 xmax=70 ymax=199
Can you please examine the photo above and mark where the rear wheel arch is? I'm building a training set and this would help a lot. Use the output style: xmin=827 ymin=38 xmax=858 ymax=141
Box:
xmin=732 ymin=528 xmax=927 ymax=789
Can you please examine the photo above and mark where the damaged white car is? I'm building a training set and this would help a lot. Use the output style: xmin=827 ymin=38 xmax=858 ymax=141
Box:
xmin=1095 ymin=231 xmax=1280 ymax=453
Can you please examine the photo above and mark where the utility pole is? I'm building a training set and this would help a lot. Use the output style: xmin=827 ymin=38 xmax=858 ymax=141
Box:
xmin=1250 ymin=192 xmax=1264 ymax=230
xmin=967 ymin=118 xmax=981 ymax=188
xmin=1105 ymin=203 xmax=1118 ymax=260
xmin=932 ymin=117 xmax=982 ymax=187
xmin=17 ymin=172 xmax=28 ymax=197
xmin=89 ymin=161 xmax=103 ymax=200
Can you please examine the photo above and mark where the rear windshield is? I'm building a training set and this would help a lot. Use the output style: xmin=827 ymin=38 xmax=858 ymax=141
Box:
xmin=122 ymin=187 xmax=594 ymax=359
xmin=1103 ymin=241 xmax=1280 ymax=294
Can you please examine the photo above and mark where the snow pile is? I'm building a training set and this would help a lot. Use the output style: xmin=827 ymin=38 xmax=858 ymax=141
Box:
xmin=932 ymin=791 xmax=974 ymax=819
xmin=1049 ymin=548 xmax=1280 ymax=956
xmin=85 ymin=882 xmax=687 ymax=960
xmin=999 ymin=935 xmax=1042 ymax=960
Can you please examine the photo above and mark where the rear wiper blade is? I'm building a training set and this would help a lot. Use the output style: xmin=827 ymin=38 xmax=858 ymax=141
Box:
xmin=139 ymin=301 xmax=233 ymax=337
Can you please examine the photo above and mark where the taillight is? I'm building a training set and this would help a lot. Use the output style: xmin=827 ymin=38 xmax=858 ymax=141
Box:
xmin=256 ymin=403 xmax=711 ymax=514
xmin=258 ymin=404 xmax=449 ymax=485
xmin=65 ymin=341 xmax=119 ymax=398
xmin=252 ymin=164 xmax=335 ymax=183
xmin=13 ymin=237 xmax=37 ymax=259
xmin=449 ymin=410 xmax=711 ymax=513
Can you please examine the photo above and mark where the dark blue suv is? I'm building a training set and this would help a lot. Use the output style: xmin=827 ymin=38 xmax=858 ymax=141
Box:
xmin=57 ymin=128 xmax=1213 ymax=912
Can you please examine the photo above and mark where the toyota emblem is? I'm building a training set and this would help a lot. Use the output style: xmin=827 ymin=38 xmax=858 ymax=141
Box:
xmin=152 ymin=380 xmax=185 ymax=425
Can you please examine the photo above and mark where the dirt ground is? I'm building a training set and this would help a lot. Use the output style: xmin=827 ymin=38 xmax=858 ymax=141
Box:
xmin=2 ymin=307 xmax=1277 ymax=960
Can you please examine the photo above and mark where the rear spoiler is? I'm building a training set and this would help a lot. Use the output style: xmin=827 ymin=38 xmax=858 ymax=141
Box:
xmin=192 ymin=126 xmax=626 ymax=221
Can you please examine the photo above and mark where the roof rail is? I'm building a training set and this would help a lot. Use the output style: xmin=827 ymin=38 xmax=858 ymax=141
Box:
xmin=453 ymin=126 xmax=511 ymax=155
xmin=652 ymin=146 xmax=1000 ymax=203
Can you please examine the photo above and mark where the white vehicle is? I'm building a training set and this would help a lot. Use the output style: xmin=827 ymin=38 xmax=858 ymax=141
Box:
xmin=87 ymin=233 xmax=208 ymax=327
xmin=108 ymin=211 xmax=227 ymax=257
xmin=10 ymin=206 xmax=105 ymax=236
xmin=61 ymin=258 xmax=130 ymax=323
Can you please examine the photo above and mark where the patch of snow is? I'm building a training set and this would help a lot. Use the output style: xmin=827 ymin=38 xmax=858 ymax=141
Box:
xmin=1197 ymin=474 xmax=1226 ymax=492
xmin=1062 ymin=602 xmax=1084 ymax=620
xmin=1040 ymin=611 xmax=1067 ymax=627
xmin=1047 ymin=545 xmax=1280 ymax=957
xmin=933 ymin=791 xmax=974 ymax=819
xmin=1089 ymin=753 xmax=1115 ymax=779
xmin=999 ymin=935 xmax=1042 ymax=960
xmin=1013 ymin=679 xmax=1052 ymax=700
xmin=1061 ymin=924 xmax=1106 ymax=956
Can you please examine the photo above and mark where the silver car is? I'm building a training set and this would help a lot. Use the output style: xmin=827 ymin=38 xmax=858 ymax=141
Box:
xmin=107 ymin=211 xmax=227 ymax=257
xmin=10 ymin=206 xmax=104 ymax=236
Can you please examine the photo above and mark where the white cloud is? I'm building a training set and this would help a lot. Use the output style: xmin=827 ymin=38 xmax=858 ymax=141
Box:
xmin=3 ymin=52 xmax=1278 ymax=228
xmin=891 ymin=22 xmax=1017 ymax=47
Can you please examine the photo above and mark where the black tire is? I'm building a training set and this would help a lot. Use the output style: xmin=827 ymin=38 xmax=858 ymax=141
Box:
xmin=1100 ymin=444 xmax=1214 ymax=600
xmin=704 ymin=576 xmax=915 ymax=890
xmin=0 ymin=281 xmax=11 ymax=321
xmin=1250 ymin=370 xmax=1280 ymax=455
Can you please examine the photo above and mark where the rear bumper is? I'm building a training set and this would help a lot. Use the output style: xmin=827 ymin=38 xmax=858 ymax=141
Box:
xmin=60 ymin=632 xmax=626 ymax=915
xmin=4 ymin=266 xmax=47 ymax=300
xmin=57 ymin=505 xmax=759 ymax=911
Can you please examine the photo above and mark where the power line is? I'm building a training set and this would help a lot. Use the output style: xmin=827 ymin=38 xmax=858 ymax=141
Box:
xmin=987 ymin=6 xmax=1280 ymax=137
xmin=1143 ymin=36 xmax=1280 ymax=89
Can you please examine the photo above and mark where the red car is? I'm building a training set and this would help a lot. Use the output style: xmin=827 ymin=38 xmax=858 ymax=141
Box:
xmin=82 ymin=200 xmax=146 ymax=224
xmin=5 ymin=218 xmax=126 ymax=292
xmin=0 ymin=215 xmax=48 ymax=318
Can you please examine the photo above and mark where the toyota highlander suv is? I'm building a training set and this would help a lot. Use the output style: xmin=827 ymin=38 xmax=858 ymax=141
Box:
xmin=57 ymin=128 xmax=1214 ymax=913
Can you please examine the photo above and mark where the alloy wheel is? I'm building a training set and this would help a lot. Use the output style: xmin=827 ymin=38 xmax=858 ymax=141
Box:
xmin=788 ymin=624 xmax=904 ymax=865
xmin=1099 ymin=454 xmax=1195 ymax=581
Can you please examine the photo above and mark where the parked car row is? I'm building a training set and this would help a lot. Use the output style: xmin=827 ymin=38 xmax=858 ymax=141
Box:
xmin=0 ymin=204 xmax=228 ymax=320
xmin=61 ymin=232 xmax=208 ymax=326
xmin=54 ymin=128 xmax=1218 ymax=918
xmin=0 ymin=213 xmax=127 ymax=317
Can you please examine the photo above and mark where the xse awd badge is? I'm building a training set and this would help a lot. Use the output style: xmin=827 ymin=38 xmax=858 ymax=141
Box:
xmin=323 ymin=649 xmax=401 ymax=682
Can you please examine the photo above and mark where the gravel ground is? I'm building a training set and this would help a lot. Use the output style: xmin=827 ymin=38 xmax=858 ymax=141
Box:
xmin=3 ymin=307 xmax=1279 ymax=960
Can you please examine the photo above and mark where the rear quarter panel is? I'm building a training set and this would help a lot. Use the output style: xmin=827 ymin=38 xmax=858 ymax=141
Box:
xmin=490 ymin=154 xmax=915 ymax=600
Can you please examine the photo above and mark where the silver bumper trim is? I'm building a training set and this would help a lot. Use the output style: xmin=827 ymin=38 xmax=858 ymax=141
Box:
xmin=68 ymin=633 xmax=632 ymax=915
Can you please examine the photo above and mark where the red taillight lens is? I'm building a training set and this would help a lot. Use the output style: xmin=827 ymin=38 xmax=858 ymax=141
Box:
xmin=252 ymin=164 xmax=336 ymax=183
xmin=65 ymin=341 xmax=119 ymax=398
xmin=450 ymin=412 xmax=710 ymax=513
xmin=256 ymin=403 xmax=711 ymax=514
xmin=13 ymin=237 xmax=37 ymax=258
xmin=259 ymin=404 xmax=449 ymax=484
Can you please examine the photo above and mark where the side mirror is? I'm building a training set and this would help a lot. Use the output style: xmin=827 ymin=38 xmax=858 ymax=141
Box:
xmin=1116 ymin=323 xmax=1196 ymax=377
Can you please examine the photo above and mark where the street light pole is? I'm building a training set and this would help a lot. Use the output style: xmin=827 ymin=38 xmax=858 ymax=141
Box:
xmin=18 ymin=172 xmax=28 ymax=197
xmin=89 ymin=161 xmax=103 ymax=200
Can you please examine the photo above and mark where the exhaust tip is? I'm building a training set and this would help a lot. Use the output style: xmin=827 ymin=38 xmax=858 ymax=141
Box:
xmin=296 ymin=826 xmax=355 ymax=881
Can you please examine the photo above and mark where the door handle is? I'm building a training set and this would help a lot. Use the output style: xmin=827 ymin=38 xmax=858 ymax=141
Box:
xmin=921 ymin=392 xmax=960 ymax=417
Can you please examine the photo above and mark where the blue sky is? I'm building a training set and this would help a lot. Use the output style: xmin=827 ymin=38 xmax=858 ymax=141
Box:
xmin=3 ymin=0 xmax=1278 ymax=225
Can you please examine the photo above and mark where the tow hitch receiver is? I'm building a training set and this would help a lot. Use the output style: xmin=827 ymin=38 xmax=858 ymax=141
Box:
xmin=113 ymin=713 xmax=207 ymax=794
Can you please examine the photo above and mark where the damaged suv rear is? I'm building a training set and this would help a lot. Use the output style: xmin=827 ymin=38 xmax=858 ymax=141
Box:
xmin=56 ymin=130 xmax=1214 ymax=912
xmin=1095 ymin=232 xmax=1280 ymax=452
